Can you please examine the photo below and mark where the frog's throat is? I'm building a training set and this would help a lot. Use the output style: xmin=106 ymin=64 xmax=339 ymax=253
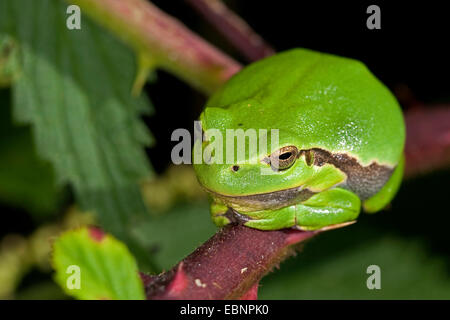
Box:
xmin=205 ymin=185 xmax=316 ymax=211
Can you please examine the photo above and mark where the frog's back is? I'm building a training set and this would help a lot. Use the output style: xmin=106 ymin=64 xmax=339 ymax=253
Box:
xmin=206 ymin=48 xmax=405 ymax=166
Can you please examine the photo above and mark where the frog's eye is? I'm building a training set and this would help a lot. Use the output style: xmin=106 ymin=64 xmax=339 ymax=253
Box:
xmin=268 ymin=146 xmax=299 ymax=171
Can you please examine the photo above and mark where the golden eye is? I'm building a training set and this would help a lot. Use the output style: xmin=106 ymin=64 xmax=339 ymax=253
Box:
xmin=269 ymin=146 xmax=299 ymax=170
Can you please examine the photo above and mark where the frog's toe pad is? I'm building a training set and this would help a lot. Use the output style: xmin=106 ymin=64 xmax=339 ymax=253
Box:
xmin=297 ymin=220 xmax=357 ymax=231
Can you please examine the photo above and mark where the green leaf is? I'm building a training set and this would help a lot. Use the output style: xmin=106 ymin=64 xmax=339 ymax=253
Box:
xmin=52 ymin=227 xmax=145 ymax=300
xmin=0 ymin=88 xmax=62 ymax=218
xmin=0 ymin=34 xmax=20 ymax=86
xmin=131 ymin=201 xmax=216 ymax=271
xmin=0 ymin=1 xmax=154 ymax=242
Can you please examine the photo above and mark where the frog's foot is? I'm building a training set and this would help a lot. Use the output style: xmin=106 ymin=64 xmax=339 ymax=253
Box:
xmin=294 ymin=220 xmax=356 ymax=232
xmin=294 ymin=188 xmax=361 ymax=231
xmin=211 ymin=203 xmax=253 ymax=227
xmin=243 ymin=188 xmax=361 ymax=231
xmin=210 ymin=201 xmax=231 ymax=227
xmin=211 ymin=200 xmax=293 ymax=229
xmin=210 ymin=201 xmax=253 ymax=227
xmin=224 ymin=208 xmax=253 ymax=224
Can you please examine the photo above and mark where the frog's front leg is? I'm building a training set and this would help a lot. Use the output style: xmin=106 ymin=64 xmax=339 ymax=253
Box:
xmin=294 ymin=188 xmax=361 ymax=231
xmin=243 ymin=188 xmax=361 ymax=231
xmin=210 ymin=199 xmax=297 ymax=229
xmin=210 ymin=201 xmax=231 ymax=227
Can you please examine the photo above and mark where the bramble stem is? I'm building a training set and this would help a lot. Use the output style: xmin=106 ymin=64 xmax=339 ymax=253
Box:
xmin=184 ymin=0 xmax=275 ymax=62
xmin=67 ymin=0 xmax=242 ymax=94
xmin=142 ymin=225 xmax=317 ymax=300
xmin=404 ymin=105 xmax=450 ymax=177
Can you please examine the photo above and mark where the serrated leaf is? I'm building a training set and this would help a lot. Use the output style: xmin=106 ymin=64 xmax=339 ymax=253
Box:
xmin=52 ymin=227 xmax=145 ymax=300
xmin=0 ymin=88 xmax=62 ymax=218
xmin=0 ymin=34 xmax=20 ymax=86
xmin=0 ymin=0 xmax=154 ymax=244
xmin=131 ymin=201 xmax=216 ymax=270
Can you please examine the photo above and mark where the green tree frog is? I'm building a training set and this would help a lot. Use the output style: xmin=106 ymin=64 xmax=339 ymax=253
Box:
xmin=193 ymin=49 xmax=405 ymax=231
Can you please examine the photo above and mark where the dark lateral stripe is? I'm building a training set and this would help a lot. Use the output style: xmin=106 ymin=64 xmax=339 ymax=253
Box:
xmin=308 ymin=148 xmax=394 ymax=200
xmin=207 ymin=186 xmax=316 ymax=211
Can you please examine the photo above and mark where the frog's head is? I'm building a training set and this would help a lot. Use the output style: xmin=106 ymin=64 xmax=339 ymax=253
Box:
xmin=192 ymin=105 xmax=347 ymax=213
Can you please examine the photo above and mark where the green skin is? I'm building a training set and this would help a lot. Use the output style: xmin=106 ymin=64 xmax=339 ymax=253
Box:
xmin=193 ymin=49 xmax=405 ymax=231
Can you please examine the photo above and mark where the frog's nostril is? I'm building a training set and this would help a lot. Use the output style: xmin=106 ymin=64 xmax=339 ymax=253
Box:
xmin=231 ymin=165 xmax=240 ymax=172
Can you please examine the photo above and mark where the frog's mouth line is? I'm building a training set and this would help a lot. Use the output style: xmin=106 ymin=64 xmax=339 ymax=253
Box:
xmin=200 ymin=147 xmax=394 ymax=210
xmin=203 ymin=185 xmax=316 ymax=211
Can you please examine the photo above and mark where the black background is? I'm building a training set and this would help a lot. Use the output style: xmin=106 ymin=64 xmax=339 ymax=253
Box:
xmin=147 ymin=0 xmax=450 ymax=172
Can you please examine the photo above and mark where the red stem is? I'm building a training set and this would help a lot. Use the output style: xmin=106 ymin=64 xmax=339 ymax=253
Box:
xmin=184 ymin=0 xmax=275 ymax=62
xmin=142 ymin=225 xmax=317 ymax=299
xmin=69 ymin=0 xmax=242 ymax=94
xmin=404 ymin=105 xmax=450 ymax=177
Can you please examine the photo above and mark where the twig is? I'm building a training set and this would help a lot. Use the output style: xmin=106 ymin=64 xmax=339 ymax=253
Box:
xmin=404 ymin=105 xmax=450 ymax=177
xmin=68 ymin=0 xmax=242 ymax=94
xmin=184 ymin=0 xmax=275 ymax=62
xmin=141 ymin=225 xmax=317 ymax=299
